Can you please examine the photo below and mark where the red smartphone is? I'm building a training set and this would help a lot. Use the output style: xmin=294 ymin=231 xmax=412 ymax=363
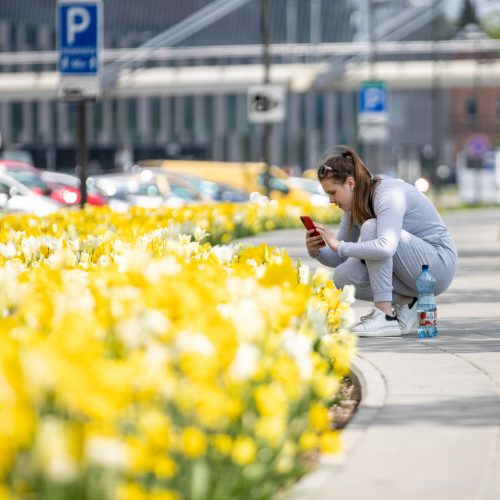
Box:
xmin=300 ymin=215 xmax=326 ymax=247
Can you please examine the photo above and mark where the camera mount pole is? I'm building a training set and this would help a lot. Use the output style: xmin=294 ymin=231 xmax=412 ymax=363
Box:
xmin=261 ymin=0 xmax=272 ymax=197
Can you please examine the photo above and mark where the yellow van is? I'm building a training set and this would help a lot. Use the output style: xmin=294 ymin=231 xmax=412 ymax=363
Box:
xmin=137 ymin=159 xmax=290 ymax=197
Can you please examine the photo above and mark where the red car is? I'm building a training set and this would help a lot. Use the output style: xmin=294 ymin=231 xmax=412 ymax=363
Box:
xmin=0 ymin=160 xmax=106 ymax=206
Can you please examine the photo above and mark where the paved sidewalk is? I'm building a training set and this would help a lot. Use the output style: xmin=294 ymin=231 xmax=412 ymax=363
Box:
xmin=241 ymin=207 xmax=500 ymax=500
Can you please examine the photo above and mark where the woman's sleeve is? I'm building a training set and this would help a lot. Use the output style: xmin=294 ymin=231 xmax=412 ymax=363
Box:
xmin=316 ymin=212 xmax=360 ymax=268
xmin=336 ymin=185 xmax=406 ymax=261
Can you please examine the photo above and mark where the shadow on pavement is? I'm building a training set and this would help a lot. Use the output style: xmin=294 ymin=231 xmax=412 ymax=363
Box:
xmin=438 ymin=288 xmax=500 ymax=303
xmin=349 ymin=395 xmax=500 ymax=427
xmin=358 ymin=330 xmax=500 ymax=353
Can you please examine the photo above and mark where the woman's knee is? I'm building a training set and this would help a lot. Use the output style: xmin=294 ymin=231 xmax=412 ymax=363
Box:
xmin=333 ymin=265 xmax=351 ymax=290
xmin=333 ymin=261 xmax=364 ymax=290
xmin=360 ymin=218 xmax=377 ymax=241
xmin=334 ymin=263 xmax=373 ymax=301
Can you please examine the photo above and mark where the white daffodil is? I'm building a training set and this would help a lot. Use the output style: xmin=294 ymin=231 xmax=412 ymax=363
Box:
xmin=33 ymin=418 xmax=79 ymax=483
xmin=21 ymin=236 xmax=41 ymax=262
xmin=212 ymin=244 xmax=238 ymax=264
xmin=339 ymin=306 xmax=356 ymax=328
xmin=193 ymin=227 xmax=209 ymax=242
xmin=229 ymin=343 xmax=261 ymax=380
xmin=46 ymin=247 xmax=78 ymax=268
xmin=282 ymin=329 xmax=313 ymax=380
xmin=305 ymin=303 xmax=328 ymax=338
xmin=339 ymin=284 xmax=356 ymax=304
xmin=312 ymin=267 xmax=334 ymax=288
xmin=0 ymin=241 xmax=16 ymax=259
xmin=298 ymin=264 xmax=310 ymax=285
xmin=217 ymin=296 xmax=265 ymax=342
xmin=175 ymin=331 xmax=216 ymax=356
xmin=85 ymin=436 xmax=127 ymax=469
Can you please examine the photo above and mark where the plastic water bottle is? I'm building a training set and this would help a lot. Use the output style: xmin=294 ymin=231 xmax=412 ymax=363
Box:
xmin=416 ymin=264 xmax=438 ymax=338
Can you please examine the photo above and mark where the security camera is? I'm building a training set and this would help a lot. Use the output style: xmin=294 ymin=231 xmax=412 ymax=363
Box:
xmin=252 ymin=94 xmax=278 ymax=112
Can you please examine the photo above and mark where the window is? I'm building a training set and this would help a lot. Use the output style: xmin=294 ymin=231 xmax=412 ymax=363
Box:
xmin=496 ymin=97 xmax=500 ymax=120
xmin=204 ymin=96 xmax=212 ymax=133
xmin=26 ymin=25 xmax=37 ymax=49
xmin=185 ymin=96 xmax=194 ymax=132
xmin=227 ymin=95 xmax=237 ymax=131
xmin=93 ymin=102 xmax=102 ymax=138
xmin=12 ymin=102 xmax=22 ymax=139
xmin=465 ymin=95 xmax=478 ymax=120
xmin=151 ymin=97 xmax=161 ymax=131
xmin=111 ymin=99 xmax=119 ymax=132
xmin=316 ymin=93 xmax=324 ymax=126
xmin=127 ymin=99 xmax=137 ymax=131
xmin=10 ymin=24 xmax=16 ymax=49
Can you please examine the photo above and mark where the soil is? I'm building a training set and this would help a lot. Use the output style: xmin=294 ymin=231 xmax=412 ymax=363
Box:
xmin=301 ymin=376 xmax=362 ymax=469
xmin=329 ymin=376 xmax=361 ymax=429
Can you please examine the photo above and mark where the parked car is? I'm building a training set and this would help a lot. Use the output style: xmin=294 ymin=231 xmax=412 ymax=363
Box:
xmin=89 ymin=170 xmax=203 ymax=209
xmin=0 ymin=172 xmax=62 ymax=216
xmin=41 ymin=170 xmax=107 ymax=206
xmin=138 ymin=159 xmax=291 ymax=198
xmin=0 ymin=160 xmax=51 ymax=195
xmin=142 ymin=167 xmax=251 ymax=203
xmin=0 ymin=160 xmax=105 ymax=206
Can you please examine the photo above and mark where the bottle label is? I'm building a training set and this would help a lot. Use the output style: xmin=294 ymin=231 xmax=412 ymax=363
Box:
xmin=419 ymin=310 xmax=437 ymax=327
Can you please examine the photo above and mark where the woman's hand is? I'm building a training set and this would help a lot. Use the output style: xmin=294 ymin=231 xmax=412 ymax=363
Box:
xmin=305 ymin=230 xmax=325 ymax=258
xmin=315 ymin=223 xmax=340 ymax=252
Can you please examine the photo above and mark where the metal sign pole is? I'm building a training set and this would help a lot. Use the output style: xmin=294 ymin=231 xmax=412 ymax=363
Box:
xmin=77 ymin=100 xmax=88 ymax=208
xmin=57 ymin=0 xmax=101 ymax=209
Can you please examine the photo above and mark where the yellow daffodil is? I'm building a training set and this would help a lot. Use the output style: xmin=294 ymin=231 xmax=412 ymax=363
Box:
xmin=231 ymin=436 xmax=257 ymax=466
xmin=180 ymin=427 xmax=207 ymax=459
xmin=0 ymin=202 xmax=355 ymax=500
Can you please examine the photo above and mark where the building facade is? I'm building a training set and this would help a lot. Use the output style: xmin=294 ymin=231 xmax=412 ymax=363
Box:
xmin=0 ymin=0 xmax=471 ymax=178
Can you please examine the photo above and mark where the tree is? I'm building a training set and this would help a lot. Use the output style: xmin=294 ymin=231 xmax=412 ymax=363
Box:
xmin=482 ymin=11 xmax=500 ymax=38
xmin=458 ymin=0 xmax=480 ymax=28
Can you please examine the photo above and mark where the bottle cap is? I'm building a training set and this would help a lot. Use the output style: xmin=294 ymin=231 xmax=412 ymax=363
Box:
xmin=422 ymin=264 xmax=429 ymax=270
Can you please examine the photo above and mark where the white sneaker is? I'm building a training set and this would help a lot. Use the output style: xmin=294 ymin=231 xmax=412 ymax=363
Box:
xmin=394 ymin=298 xmax=418 ymax=334
xmin=351 ymin=308 xmax=401 ymax=337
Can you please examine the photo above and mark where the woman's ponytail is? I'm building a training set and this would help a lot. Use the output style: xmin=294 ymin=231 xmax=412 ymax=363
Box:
xmin=348 ymin=149 xmax=377 ymax=225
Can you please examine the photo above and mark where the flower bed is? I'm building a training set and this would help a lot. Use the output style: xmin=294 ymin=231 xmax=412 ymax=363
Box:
xmin=0 ymin=202 xmax=355 ymax=500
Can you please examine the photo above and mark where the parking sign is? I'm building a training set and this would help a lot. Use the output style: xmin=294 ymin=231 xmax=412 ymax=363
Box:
xmin=358 ymin=80 xmax=389 ymax=144
xmin=57 ymin=0 xmax=102 ymax=99
xmin=358 ymin=81 xmax=387 ymax=114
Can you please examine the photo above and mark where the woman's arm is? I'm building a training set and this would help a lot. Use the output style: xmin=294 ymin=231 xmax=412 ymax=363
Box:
xmin=337 ymin=185 xmax=406 ymax=261
xmin=313 ymin=212 xmax=360 ymax=267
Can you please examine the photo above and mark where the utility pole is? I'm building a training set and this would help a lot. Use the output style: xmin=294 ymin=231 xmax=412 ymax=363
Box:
xmin=366 ymin=0 xmax=376 ymax=170
xmin=367 ymin=0 xmax=375 ymax=80
xmin=261 ymin=0 xmax=272 ymax=197
xmin=431 ymin=0 xmax=440 ymax=192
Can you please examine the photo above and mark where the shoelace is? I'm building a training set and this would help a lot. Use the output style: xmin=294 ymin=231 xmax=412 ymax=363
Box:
xmin=357 ymin=308 xmax=377 ymax=324
xmin=393 ymin=304 xmax=402 ymax=317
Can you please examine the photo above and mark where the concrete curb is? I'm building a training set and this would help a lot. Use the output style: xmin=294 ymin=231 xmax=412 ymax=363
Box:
xmin=339 ymin=354 xmax=387 ymax=457
xmin=284 ymin=354 xmax=387 ymax=499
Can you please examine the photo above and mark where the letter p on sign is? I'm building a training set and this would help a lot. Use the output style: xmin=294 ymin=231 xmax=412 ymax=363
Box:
xmin=67 ymin=7 xmax=91 ymax=45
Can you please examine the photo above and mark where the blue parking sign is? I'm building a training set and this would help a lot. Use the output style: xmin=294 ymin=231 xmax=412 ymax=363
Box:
xmin=58 ymin=2 xmax=100 ymax=75
xmin=358 ymin=81 xmax=389 ymax=143
xmin=358 ymin=81 xmax=387 ymax=114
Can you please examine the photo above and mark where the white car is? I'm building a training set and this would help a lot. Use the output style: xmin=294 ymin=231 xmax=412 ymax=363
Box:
xmin=0 ymin=172 xmax=62 ymax=216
